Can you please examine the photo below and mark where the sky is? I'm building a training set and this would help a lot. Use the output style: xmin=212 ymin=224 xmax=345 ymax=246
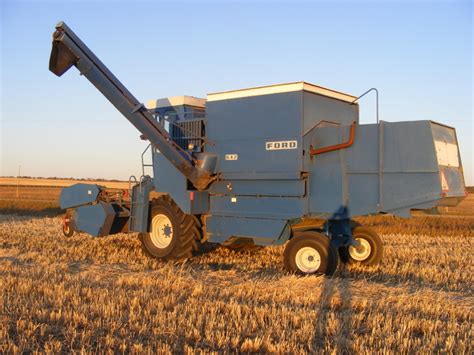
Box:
xmin=1 ymin=0 xmax=473 ymax=184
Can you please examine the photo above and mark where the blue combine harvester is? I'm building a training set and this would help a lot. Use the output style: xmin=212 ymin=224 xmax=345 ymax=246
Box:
xmin=50 ymin=22 xmax=466 ymax=275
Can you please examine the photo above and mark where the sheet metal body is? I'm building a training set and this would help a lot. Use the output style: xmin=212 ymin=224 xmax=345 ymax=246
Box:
xmin=151 ymin=89 xmax=465 ymax=245
xmin=304 ymin=120 xmax=465 ymax=218
xmin=56 ymin=87 xmax=466 ymax=245
xmin=60 ymin=183 xmax=101 ymax=209
xmin=60 ymin=184 xmax=129 ymax=237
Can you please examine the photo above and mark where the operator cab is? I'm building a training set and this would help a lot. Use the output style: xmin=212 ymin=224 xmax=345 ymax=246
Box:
xmin=147 ymin=96 xmax=206 ymax=151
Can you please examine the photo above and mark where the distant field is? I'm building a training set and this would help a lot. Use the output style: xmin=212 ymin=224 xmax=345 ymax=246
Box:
xmin=1 ymin=181 xmax=473 ymax=219
xmin=0 ymin=179 xmax=128 ymax=216
xmin=0 ymin=177 xmax=128 ymax=189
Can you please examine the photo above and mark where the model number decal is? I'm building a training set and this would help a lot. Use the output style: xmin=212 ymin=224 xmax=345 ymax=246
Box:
xmin=225 ymin=154 xmax=238 ymax=160
xmin=266 ymin=140 xmax=297 ymax=150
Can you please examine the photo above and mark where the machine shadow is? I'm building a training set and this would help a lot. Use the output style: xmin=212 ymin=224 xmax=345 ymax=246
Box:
xmin=314 ymin=264 xmax=353 ymax=353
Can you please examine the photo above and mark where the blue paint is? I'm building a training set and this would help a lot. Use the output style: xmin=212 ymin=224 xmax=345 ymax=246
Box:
xmin=206 ymin=215 xmax=290 ymax=246
xmin=129 ymin=176 xmax=154 ymax=233
xmin=75 ymin=204 xmax=106 ymax=237
xmin=153 ymin=151 xmax=209 ymax=215
xmin=59 ymin=183 xmax=101 ymax=209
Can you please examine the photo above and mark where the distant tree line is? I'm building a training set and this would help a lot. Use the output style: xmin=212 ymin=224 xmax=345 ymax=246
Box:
xmin=1 ymin=176 xmax=126 ymax=182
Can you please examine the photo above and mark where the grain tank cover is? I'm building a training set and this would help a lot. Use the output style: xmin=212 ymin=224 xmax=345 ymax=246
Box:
xmin=205 ymin=82 xmax=359 ymax=178
xmin=147 ymin=96 xmax=206 ymax=110
xmin=207 ymin=82 xmax=356 ymax=103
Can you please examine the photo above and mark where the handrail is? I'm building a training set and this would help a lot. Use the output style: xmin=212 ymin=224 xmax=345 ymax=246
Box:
xmin=141 ymin=143 xmax=152 ymax=177
xmin=352 ymin=88 xmax=379 ymax=124
xmin=302 ymin=120 xmax=341 ymax=137
xmin=310 ymin=122 xmax=356 ymax=156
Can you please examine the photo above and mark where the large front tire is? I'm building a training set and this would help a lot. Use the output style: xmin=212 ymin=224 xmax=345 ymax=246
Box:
xmin=139 ymin=195 xmax=201 ymax=260
xmin=339 ymin=226 xmax=383 ymax=266
xmin=284 ymin=231 xmax=338 ymax=276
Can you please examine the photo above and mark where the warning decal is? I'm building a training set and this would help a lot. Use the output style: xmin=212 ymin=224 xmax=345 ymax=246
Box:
xmin=441 ymin=171 xmax=449 ymax=192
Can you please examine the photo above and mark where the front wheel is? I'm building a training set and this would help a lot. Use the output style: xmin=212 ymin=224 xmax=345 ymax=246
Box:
xmin=339 ymin=226 xmax=383 ymax=266
xmin=139 ymin=195 xmax=201 ymax=261
xmin=284 ymin=231 xmax=338 ymax=276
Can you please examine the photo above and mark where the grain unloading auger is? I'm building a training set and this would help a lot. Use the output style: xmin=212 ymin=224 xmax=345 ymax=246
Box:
xmin=49 ymin=22 xmax=215 ymax=191
xmin=50 ymin=22 xmax=467 ymax=275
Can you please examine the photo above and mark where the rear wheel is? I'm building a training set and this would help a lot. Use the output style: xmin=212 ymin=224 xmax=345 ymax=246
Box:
xmin=339 ymin=226 xmax=383 ymax=266
xmin=139 ymin=195 xmax=201 ymax=260
xmin=284 ymin=231 xmax=338 ymax=276
xmin=62 ymin=215 xmax=75 ymax=237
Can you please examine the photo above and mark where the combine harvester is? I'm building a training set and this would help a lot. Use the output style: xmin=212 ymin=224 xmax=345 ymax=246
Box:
xmin=50 ymin=22 xmax=466 ymax=275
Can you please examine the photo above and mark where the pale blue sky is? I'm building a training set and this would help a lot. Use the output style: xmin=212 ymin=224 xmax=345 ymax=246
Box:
xmin=1 ymin=0 xmax=473 ymax=184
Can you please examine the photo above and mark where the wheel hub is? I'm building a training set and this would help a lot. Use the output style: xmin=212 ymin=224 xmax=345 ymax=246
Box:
xmin=295 ymin=246 xmax=321 ymax=273
xmin=348 ymin=237 xmax=371 ymax=261
xmin=150 ymin=214 xmax=173 ymax=249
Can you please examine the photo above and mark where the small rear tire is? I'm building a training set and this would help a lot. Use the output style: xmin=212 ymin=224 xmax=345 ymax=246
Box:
xmin=284 ymin=231 xmax=338 ymax=276
xmin=139 ymin=195 xmax=201 ymax=261
xmin=62 ymin=218 xmax=75 ymax=238
xmin=339 ymin=226 xmax=383 ymax=266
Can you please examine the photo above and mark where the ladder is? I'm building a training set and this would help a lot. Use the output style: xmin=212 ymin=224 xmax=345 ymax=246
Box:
xmin=128 ymin=175 xmax=154 ymax=233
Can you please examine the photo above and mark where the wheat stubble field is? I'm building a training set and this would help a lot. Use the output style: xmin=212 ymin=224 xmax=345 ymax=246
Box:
xmin=0 ymin=181 xmax=473 ymax=353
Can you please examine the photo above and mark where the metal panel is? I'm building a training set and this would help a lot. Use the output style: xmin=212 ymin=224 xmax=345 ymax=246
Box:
xmin=440 ymin=167 xmax=465 ymax=197
xmin=431 ymin=121 xmax=457 ymax=143
xmin=210 ymin=195 xmax=304 ymax=219
xmin=129 ymin=177 xmax=154 ymax=233
xmin=209 ymin=137 xmax=302 ymax=174
xmin=222 ymin=171 xmax=302 ymax=180
xmin=431 ymin=122 xmax=462 ymax=169
xmin=345 ymin=124 xmax=379 ymax=173
xmin=302 ymin=91 xmax=359 ymax=134
xmin=207 ymin=82 xmax=357 ymax=103
xmin=153 ymin=152 xmax=209 ymax=214
xmin=75 ymin=203 xmax=117 ymax=237
xmin=303 ymin=120 xmax=466 ymax=218
xmin=59 ymin=183 xmax=100 ymax=209
xmin=209 ymin=179 xmax=305 ymax=197
xmin=435 ymin=141 xmax=460 ymax=168
xmin=382 ymin=121 xmax=438 ymax=173
xmin=380 ymin=172 xmax=441 ymax=213
xmin=76 ymin=204 xmax=104 ymax=237
xmin=308 ymin=161 xmax=344 ymax=216
xmin=206 ymin=91 xmax=303 ymax=176
xmin=347 ymin=174 xmax=379 ymax=216
xmin=206 ymin=215 xmax=289 ymax=245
